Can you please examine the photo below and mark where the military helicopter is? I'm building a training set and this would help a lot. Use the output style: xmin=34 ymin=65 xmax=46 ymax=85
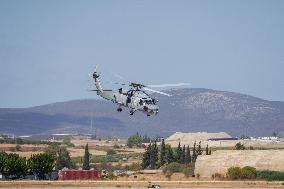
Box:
xmin=89 ymin=67 xmax=190 ymax=116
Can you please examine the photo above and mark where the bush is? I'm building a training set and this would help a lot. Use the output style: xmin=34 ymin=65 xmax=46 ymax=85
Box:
xmin=162 ymin=162 xmax=183 ymax=175
xmin=241 ymin=166 xmax=256 ymax=179
xmin=257 ymin=170 xmax=284 ymax=181
xmin=212 ymin=173 xmax=225 ymax=180
xmin=113 ymin=144 xmax=120 ymax=149
xmin=106 ymin=149 xmax=117 ymax=155
xmin=182 ymin=164 xmax=195 ymax=177
xmin=227 ymin=166 xmax=256 ymax=180
xmin=227 ymin=167 xmax=242 ymax=179
xmin=235 ymin=142 xmax=245 ymax=150
xmin=163 ymin=162 xmax=195 ymax=178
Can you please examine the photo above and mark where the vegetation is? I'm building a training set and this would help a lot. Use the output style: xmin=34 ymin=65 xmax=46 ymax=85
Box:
xmin=162 ymin=162 xmax=194 ymax=178
xmin=226 ymin=166 xmax=256 ymax=180
xmin=0 ymin=153 xmax=27 ymax=179
xmin=141 ymin=141 xmax=158 ymax=169
xmin=28 ymin=153 xmax=55 ymax=180
xmin=45 ymin=143 xmax=72 ymax=170
xmin=106 ymin=149 xmax=117 ymax=155
xmin=62 ymin=136 xmax=75 ymax=147
xmin=127 ymin=133 xmax=151 ymax=148
xmin=235 ymin=142 xmax=246 ymax=150
xmin=257 ymin=170 xmax=284 ymax=181
xmin=83 ymin=143 xmax=90 ymax=170
xmin=142 ymin=140 xmax=206 ymax=170
xmin=159 ymin=139 xmax=166 ymax=166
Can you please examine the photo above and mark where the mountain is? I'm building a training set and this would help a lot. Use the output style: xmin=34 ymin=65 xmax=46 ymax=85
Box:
xmin=0 ymin=88 xmax=283 ymax=138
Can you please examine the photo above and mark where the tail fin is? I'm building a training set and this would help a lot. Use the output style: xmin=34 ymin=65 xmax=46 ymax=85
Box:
xmin=92 ymin=65 xmax=103 ymax=93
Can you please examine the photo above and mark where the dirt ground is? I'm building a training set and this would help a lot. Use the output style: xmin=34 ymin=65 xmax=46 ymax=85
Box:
xmin=0 ymin=180 xmax=282 ymax=188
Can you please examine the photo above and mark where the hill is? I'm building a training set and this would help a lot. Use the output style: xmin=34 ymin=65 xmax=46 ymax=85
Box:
xmin=0 ymin=88 xmax=283 ymax=138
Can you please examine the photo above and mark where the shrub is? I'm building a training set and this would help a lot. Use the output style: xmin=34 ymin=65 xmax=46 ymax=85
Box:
xmin=162 ymin=162 xmax=183 ymax=175
xmin=15 ymin=145 xmax=21 ymax=152
xmin=106 ymin=149 xmax=117 ymax=155
xmin=235 ymin=142 xmax=245 ymax=150
xmin=212 ymin=173 xmax=225 ymax=180
xmin=241 ymin=166 xmax=256 ymax=179
xmin=182 ymin=164 xmax=195 ymax=177
xmin=257 ymin=170 xmax=284 ymax=181
xmin=227 ymin=167 xmax=242 ymax=179
xmin=227 ymin=166 xmax=257 ymax=180
xmin=163 ymin=162 xmax=195 ymax=178
xmin=113 ymin=144 xmax=120 ymax=149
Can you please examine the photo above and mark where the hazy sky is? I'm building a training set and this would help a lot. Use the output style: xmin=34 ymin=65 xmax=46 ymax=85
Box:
xmin=0 ymin=0 xmax=283 ymax=108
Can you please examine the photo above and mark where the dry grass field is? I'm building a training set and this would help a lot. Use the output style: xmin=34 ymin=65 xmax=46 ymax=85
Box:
xmin=195 ymin=150 xmax=284 ymax=177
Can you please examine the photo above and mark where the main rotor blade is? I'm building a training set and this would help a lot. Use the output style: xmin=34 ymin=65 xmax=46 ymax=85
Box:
xmin=144 ymin=87 xmax=172 ymax=97
xmin=94 ymin=65 xmax=99 ymax=72
xmin=87 ymin=89 xmax=113 ymax=91
xmin=147 ymin=83 xmax=191 ymax=88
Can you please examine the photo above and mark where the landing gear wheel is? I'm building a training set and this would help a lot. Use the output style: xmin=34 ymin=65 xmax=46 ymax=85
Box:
xmin=117 ymin=108 xmax=122 ymax=112
xmin=130 ymin=110 xmax=134 ymax=115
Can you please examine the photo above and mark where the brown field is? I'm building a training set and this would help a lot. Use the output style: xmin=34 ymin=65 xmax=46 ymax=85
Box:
xmin=67 ymin=148 xmax=106 ymax=157
xmin=0 ymin=144 xmax=47 ymax=158
xmin=71 ymin=139 xmax=126 ymax=148
xmin=195 ymin=150 xmax=284 ymax=177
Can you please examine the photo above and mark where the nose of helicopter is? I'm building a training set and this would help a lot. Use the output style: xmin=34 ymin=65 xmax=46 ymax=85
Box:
xmin=146 ymin=105 xmax=159 ymax=115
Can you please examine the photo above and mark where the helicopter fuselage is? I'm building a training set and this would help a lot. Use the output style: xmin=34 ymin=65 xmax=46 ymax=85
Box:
xmin=93 ymin=72 xmax=159 ymax=116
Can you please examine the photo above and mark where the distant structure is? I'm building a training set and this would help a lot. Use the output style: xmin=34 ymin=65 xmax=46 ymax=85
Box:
xmin=208 ymin=137 xmax=238 ymax=141
xmin=166 ymin=132 xmax=233 ymax=147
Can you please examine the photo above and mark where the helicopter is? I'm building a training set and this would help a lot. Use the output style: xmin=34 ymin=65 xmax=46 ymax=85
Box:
xmin=89 ymin=67 xmax=190 ymax=116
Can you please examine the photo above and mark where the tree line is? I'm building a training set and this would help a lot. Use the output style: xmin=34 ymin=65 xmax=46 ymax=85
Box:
xmin=142 ymin=139 xmax=211 ymax=169
xmin=0 ymin=152 xmax=54 ymax=180
xmin=127 ymin=133 xmax=152 ymax=148
xmin=0 ymin=143 xmax=93 ymax=180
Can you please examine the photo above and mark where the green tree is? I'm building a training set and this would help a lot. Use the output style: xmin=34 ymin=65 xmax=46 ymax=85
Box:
xmin=192 ymin=142 xmax=197 ymax=162
xmin=56 ymin=147 xmax=72 ymax=170
xmin=0 ymin=153 xmax=27 ymax=179
xmin=62 ymin=136 xmax=75 ymax=147
xmin=175 ymin=141 xmax=183 ymax=163
xmin=181 ymin=145 xmax=186 ymax=164
xmin=127 ymin=132 xmax=143 ymax=148
xmin=142 ymin=143 xmax=151 ymax=168
xmin=83 ymin=143 xmax=90 ymax=170
xmin=45 ymin=143 xmax=60 ymax=158
xmin=28 ymin=153 xmax=55 ymax=180
xmin=235 ymin=142 xmax=246 ymax=150
xmin=185 ymin=146 xmax=191 ymax=164
xmin=159 ymin=139 xmax=166 ymax=166
xmin=150 ymin=141 xmax=158 ymax=169
xmin=165 ymin=144 xmax=175 ymax=164
xmin=45 ymin=144 xmax=72 ymax=170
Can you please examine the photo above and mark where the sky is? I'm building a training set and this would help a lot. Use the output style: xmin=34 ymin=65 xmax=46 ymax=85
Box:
xmin=0 ymin=0 xmax=283 ymax=108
